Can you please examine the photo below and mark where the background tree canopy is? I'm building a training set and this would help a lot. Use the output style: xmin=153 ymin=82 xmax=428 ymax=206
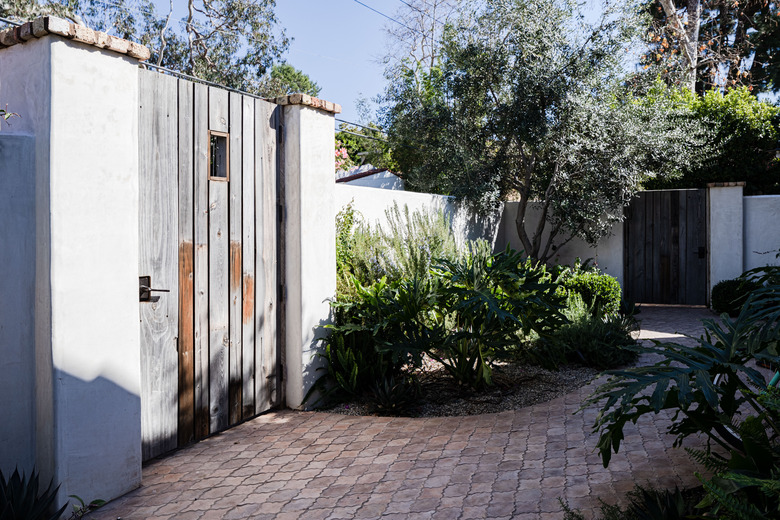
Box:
xmin=638 ymin=0 xmax=780 ymax=94
xmin=382 ymin=0 xmax=708 ymax=262
xmin=643 ymin=86 xmax=780 ymax=194
xmin=0 ymin=0 xmax=317 ymax=97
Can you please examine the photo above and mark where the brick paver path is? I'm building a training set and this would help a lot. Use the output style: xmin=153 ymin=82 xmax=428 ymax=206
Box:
xmin=89 ymin=306 xmax=713 ymax=519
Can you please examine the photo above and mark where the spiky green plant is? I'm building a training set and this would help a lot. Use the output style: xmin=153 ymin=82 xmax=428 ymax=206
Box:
xmin=0 ymin=468 xmax=67 ymax=520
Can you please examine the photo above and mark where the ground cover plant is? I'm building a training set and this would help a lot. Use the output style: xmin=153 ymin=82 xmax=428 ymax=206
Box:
xmin=562 ymin=485 xmax=705 ymax=520
xmin=585 ymin=265 xmax=780 ymax=518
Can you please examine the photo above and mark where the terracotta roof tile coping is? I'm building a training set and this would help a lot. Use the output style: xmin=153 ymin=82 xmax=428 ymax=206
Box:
xmin=274 ymin=93 xmax=342 ymax=115
xmin=0 ymin=16 xmax=150 ymax=61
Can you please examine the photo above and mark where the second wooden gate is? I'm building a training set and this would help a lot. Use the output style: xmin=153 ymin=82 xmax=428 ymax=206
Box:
xmin=623 ymin=189 xmax=708 ymax=305
xmin=138 ymin=69 xmax=281 ymax=461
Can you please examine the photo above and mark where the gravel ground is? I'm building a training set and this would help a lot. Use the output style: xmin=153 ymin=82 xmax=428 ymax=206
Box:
xmin=320 ymin=357 xmax=600 ymax=417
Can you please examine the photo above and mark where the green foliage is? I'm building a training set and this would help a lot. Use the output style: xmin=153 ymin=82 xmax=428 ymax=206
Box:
xmin=585 ymin=281 xmax=780 ymax=517
xmin=523 ymin=294 xmax=639 ymax=371
xmin=637 ymin=0 xmax=780 ymax=94
xmin=555 ymin=260 xmax=623 ymax=317
xmin=305 ymin=277 xmax=433 ymax=405
xmin=312 ymin=246 xmax=566 ymax=402
xmin=67 ymin=495 xmax=105 ymax=520
xmin=366 ymin=375 xmax=421 ymax=415
xmin=382 ymin=0 xmax=706 ymax=261
xmin=0 ymin=467 xmax=67 ymax=520
xmin=335 ymin=202 xmax=358 ymax=296
xmin=689 ymin=385 xmax=780 ymax=519
xmin=338 ymin=202 xmax=462 ymax=292
xmin=261 ymin=63 xmax=320 ymax=98
xmin=428 ymin=247 xmax=566 ymax=388
xmin=335 ymin=123 xmax=397 ymax=172
xmin=643 ymin=87 xmax=780 ymax=195
xmin=711 ymin=278 xmax=763 ymax=317
xmin=561 ymin=485 xmax=696 ymax=520
xmin=0 ymin=105 xmax=18 ymax=124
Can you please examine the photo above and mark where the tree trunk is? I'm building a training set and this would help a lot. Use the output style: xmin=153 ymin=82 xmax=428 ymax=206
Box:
xmin=660 ymin=0 xmax=701 ymax=92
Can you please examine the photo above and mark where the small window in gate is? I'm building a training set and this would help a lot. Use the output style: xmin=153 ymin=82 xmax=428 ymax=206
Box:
xmin=209 ymin=131 xmax=229 ymax=181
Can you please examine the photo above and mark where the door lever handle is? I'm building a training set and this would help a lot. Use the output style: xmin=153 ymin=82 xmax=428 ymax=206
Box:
xmin=139 ymin=276 xmax=170 ymax=302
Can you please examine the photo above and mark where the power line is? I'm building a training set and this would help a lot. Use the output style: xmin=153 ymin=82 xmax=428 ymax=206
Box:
xmin=337 ymin=129 xmax=389 ymax=143
xmin=351 ymin=0 xmax=438 ymax=43
xmin=336 ymin=118 xmax=385 ymax=133
xmin=396 ymin=0 xmax=448 ymax=27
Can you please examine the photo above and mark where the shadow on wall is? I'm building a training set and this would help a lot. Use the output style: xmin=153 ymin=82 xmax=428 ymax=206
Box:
xmin=300 ymin=315 xmax=332 ymax=411
xmin=0 ymin=371 xmax=142 ymax=510
xmin=0 ymin=134 xmax=36 ymax=477
xmin=54 ymin=371 xmax=141 ymax=505
xmin=448 ymin=199 xmax=503 ymax=251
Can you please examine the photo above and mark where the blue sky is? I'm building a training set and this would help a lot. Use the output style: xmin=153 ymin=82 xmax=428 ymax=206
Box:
xmin=275 ymin=0 xmax=390 ymax=124
xmin=150 ymin=0 xmax=606 ymax=124
xmin=148 ymin=0 xmax=396 ymax=124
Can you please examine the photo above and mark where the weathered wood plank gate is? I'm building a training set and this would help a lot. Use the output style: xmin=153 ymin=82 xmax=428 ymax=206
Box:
xmin=623 ymin=189 xmax=708 ymax=305
xmin=138 ymin=69 xmax=281 ymax=461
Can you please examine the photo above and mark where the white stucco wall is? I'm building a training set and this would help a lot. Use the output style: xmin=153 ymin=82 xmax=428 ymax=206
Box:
xmin=340 ymin=171 xmax=405 ymax=190
xmin=0 ymin=35 xmax=55 ymax=483
xmin=0 ymin=35 xmax=142 ymax=504
xmin=0 ymin=135 xmax=37 ymax=476
xmin=284 ymin=105 xmax=337 ymax=409
xmin=743 ymin=195 xmax=780 ymax=271
xmin=335 ymin=184 xmax=502 ymax=250
xmin=498 ymin=202 xmax=625 ymax=286
xmin=708 ymin=186 xmax=744 ymax=293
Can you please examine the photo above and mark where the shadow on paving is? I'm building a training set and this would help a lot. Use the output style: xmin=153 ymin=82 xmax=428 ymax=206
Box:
xmin=88 ymin=306 xmax=713 ymax=520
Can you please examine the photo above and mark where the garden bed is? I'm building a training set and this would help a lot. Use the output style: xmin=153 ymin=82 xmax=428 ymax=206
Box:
xmin=320 ymin=356 xmax=599 ymax=417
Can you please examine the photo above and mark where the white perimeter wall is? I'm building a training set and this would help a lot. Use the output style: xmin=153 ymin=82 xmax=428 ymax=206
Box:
xmin=744 ymin=195 xmax=780 ymax=271
xmin=335 ymin=188 xmax=623 ymax=285
xmin=343 ymin=189 xmax=780 ymax=298
xmin=498 ymin=202 xmax=625 ymax=287
xmin=335 ymin=184 xmax=502 ymax=250
xmin=0 ymin=35 xmax=142 ymax=504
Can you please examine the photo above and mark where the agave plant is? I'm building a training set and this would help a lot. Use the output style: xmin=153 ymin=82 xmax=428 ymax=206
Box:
xmin=0 ymin=467 xmax=67 ymax=520
xmin=366 ymin=375 xmax=421 ymax=415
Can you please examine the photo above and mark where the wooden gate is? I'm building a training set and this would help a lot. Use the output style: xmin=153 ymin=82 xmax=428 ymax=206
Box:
xmin=623 ymin=189 xmax=708 ymax=305
xmin=138 ymin=69 xmax=281 ymax=461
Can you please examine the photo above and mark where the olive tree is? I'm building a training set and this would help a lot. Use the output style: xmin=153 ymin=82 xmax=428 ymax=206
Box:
xmin=384 ymin=0 xmax=707 ymax=262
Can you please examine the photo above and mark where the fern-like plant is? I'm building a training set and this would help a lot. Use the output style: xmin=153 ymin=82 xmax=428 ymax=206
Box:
xmin=585 ymin=281 xmax=780 ymax=518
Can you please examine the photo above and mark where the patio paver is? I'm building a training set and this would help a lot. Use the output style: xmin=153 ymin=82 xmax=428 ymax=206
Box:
xmin=88 ymin=305 xmax=714 ymax=519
